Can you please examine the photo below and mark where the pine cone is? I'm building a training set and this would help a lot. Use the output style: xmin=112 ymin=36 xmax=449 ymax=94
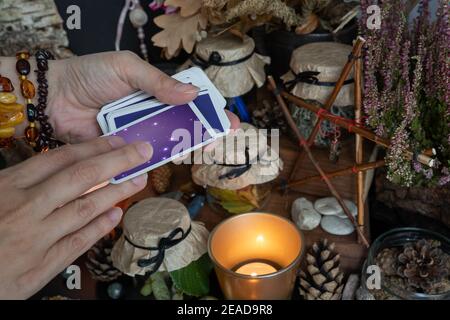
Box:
xmin=252 ymin=100 xmax=287 ymax=133
xmin=299 ymin=239 xmax=345 ymax=300
xmin=150 ymin=165 xmax=173 ymax=194
xmin=85 ymin=228 xmax=122 ymax=282
xmin=376 ymin=248 xmax=399 ymax=276
xmin=396 ymin=239 xmax=449 ymax=292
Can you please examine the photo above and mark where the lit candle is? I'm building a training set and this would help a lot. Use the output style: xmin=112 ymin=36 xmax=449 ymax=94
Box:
xmin=208 ymin=213 xmax=304 ymax=299
xmin=235 ymin=262 xmax=277 ymax=277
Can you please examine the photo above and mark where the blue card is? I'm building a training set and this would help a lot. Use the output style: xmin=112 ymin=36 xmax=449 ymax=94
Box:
xmin=109 ymin=92 xmax=226 ymax=134
xmin=112 ymin=104 xmax=168 ymax=129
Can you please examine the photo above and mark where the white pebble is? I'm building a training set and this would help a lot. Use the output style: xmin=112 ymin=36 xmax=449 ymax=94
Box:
xmin=320 ymin=215 xmax=355 ymax=235
xmin=314 ymin=197 xmax=357 ymax=218
xmin=291 ymin=198 xmax=321 ymax=230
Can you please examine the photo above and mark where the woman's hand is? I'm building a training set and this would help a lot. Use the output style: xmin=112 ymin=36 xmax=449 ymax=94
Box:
xmin=0 ymin=136 xmax=152 ymax=299
xmin=46 ymin=51 xmax=200 ymax=143
xmin=0 ymin=52 xmax=241 ymax=299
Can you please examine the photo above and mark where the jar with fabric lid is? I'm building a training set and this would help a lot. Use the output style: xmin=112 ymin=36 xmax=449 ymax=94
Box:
xmin=191 ymin=123 xmax=283 ymax=215
xmin=281 ymin=42 xmax=355 ymax=147
xmin=182 ymin=33 xmax=270 ymax=122
xmin=111 ymin=198 xmax=209 ymax=277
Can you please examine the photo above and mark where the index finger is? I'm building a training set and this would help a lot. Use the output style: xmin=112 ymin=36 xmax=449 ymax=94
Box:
xmin=116 ymin=51 xmax=199 ymax=105
xmin=30 ymin=141 xmax=152 ymax=214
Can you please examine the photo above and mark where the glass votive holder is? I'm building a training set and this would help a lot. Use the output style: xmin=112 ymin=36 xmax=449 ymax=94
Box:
xmin=208 ymin=212 xmax=304 ymax=300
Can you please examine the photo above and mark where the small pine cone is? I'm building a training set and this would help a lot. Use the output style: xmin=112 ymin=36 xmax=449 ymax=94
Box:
xmin=85 ymin=228 xmax=122 ymax=282
xmin=376 ymin=248 xmax=399 ymax=276
xmin=299 ymin=239 xmax=345 ymax=300
xmin=396 ymin=239 xmax=450 ymax=292
xmin=150 ymin=165 xmax=173 ymax=194
xmin=252 ymin=100 xmax=287 ymax=133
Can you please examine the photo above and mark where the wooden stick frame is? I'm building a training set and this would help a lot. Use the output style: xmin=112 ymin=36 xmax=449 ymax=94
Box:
xmin=280 ymin=160 xmax=385 ymax=189
xmin=268 ymin=76 xmax=370 ymax=247
xmin=268 ymin=37 xmax=435 ymax=246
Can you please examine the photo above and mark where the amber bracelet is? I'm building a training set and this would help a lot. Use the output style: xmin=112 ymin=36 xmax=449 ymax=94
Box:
xmin=35 ymin=49 xmax=58 ymax=151
xmin=15 ymin=51 xmax=39 ymax=149
xmin=0 ymin=66 xmax=24 ymax=148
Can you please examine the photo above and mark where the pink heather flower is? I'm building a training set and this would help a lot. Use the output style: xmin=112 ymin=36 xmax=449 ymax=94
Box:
xmin=360 ymin=0 xmax=449 ymax=186
xmin=424 ymin=169 xmax=434 ymax=180
xmin=149 ymin=1 xmax=177 ymax=14
xmin=439 ymin=175 xmax=450 ymax=186
xmin=442 ymin=167 xmax=450 ymax=176
xmin=413 ymin=161 xmax=422 ymax=173
xmin=149 ymin=0 xmax=164 ymax=11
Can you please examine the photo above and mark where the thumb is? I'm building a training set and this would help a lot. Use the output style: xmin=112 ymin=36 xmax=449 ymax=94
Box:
xmin=117 ymin=51 xmax=199 ymax=105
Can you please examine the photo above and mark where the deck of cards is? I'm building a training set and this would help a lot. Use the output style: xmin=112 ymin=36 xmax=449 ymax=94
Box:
xmin=97 ymin=67 xmax=230 ymax=184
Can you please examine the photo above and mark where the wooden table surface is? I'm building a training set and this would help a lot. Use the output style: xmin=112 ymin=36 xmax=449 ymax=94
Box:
xmin=34 ymin=136 xmax=371 ymax=299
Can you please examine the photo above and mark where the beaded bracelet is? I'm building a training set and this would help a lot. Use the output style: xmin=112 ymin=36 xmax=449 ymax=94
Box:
xmin=15 ymin=51 xmax=39 ymax=149
xmin=34 ymin=49 xmax=57 ymax=151
xmin=0 ymin=69 xmax=24 ymax=148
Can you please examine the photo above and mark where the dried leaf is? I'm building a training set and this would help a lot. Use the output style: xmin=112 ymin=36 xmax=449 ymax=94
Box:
xmin=229 ymin=27 xmax=246 ymax=40
xmin=238 ymin=185 xmax=260 ymax=208
xmin=203 ymin=7 xmax=226 ymax=25
xmin=150 ymin=272 xmax=171 ymax=300
xmin=208 ymin=187 xmax=257 ymax=214
xmin=164 ymin=0 xmax=203 ymax=17
xmin=152 ymin=12 xmax=207 ymax=58
xmin=295 ymin=13 xmax=319 ymax=34
xmin=232 ymin=15 xmax=272 ymax=36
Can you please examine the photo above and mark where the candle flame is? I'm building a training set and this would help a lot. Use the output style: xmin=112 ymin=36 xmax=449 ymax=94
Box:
xmin=235 ymin=262 xmax=277 ymax=276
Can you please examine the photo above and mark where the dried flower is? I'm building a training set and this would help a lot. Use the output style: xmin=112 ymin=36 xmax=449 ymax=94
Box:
xmin=360 ymin=0 xmax=450 ymax=187
xmin=225 ymin=0 xmax=303 ymax=28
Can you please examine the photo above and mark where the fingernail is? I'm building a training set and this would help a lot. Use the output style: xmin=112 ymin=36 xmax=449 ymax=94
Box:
xmin=131 ymin=174 xmax=148 ymax=187
xmin=107 ymin=207 xmax=123 ymax=223
xmin=107 ymin=136 xmax=126 ymax=149
xmin=174 ymin=83 xmax=199 ymax=94
xmin=136 ymin=142 xmax=152 ymax=160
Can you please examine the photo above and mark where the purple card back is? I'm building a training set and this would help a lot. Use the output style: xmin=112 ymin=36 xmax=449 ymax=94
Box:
xmin=112 ymin=91 xmax=224 ymax=133
xmin=110 ymin=104 xmax=211 ymax=183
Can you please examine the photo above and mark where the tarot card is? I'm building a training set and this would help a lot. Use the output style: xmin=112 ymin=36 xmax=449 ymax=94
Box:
xmin=107 ymin=102 xmax=218 ymax=184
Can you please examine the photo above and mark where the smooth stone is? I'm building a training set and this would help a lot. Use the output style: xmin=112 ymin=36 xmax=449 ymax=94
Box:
xmin=320 ymin=215 xmax=355 ymax=235
xmin=291 ymin=198 xmax=321 ymax=230
xmin=355 ymin=286 xmax=375 ymax=300
xmin=297 ymin=209 xmax=322 ymax=230
xmin=342 ymin=274 xmax=360 ymax=300
xmin=291 ymin=197 xmax=313 ymax=221
xmin=314 ymin=197 xmax=357 ymax=218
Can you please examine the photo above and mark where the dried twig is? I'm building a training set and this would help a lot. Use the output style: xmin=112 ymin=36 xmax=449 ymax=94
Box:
xmin=268 ymin=76 xmax=370 ymax=248
xmin=283 ymin=160 xmax=385 ymax=189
